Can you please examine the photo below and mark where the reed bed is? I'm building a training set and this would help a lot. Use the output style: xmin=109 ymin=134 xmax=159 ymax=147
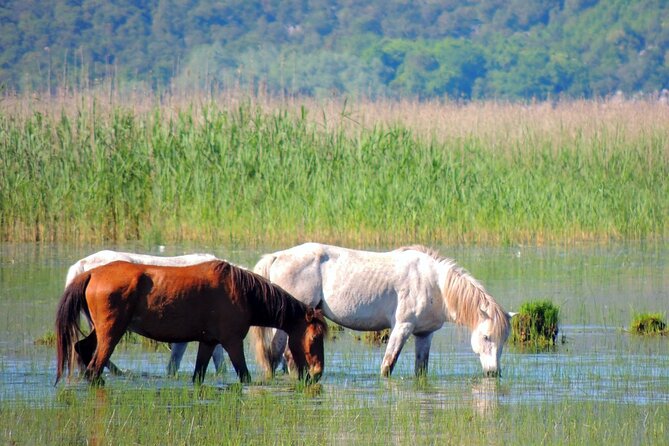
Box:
xmin=1 ymin=92 xmax=667 ymax=246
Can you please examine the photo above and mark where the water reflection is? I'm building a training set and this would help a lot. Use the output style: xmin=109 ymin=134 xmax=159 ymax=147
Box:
xmin=470 ymin=377 xmax=500 ymax=415
xmin=89 ymin=388 xmax=108 ymax=446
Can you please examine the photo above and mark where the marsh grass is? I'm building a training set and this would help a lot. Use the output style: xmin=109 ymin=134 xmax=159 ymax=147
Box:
xmin=34 ymin=330 xmax=164 ymax=350
xmin=2 ymin=383 xmax=668 ymax=445
xmin=33 ymin=331 xmax=56 ymax=346
xmin=510 ymin=300 xmax=561 ymax=350
xmin=1 ymin=92 xmax=667 ymax=246
xmin=358 ymin=329 xmax=391 ymax=346
xmin=629 ymin=313 xmax=668 ymax=336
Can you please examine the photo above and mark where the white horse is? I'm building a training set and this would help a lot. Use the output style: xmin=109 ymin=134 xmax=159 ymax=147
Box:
xmin=65 ymin=250 xmax=227 ymax=375
xmin=251 ymin=243 xmax=512 ymax=377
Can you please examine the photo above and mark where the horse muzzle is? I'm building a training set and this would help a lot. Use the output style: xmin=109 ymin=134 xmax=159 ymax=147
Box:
xmin=308 ymin=367 xmax=323 ymax=383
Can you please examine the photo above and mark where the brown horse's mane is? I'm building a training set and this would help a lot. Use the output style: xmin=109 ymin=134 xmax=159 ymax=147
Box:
xmin=214 ymin=261 xmax=327 ymax=334
xmin=396 ymin=245 xmax=509 ymax=341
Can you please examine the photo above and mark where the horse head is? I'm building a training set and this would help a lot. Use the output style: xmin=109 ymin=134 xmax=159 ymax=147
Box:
xmin=470 ymin=308 xmax=512 ymax=377
xmin=288 ymin=307 xmax=327 ymax=382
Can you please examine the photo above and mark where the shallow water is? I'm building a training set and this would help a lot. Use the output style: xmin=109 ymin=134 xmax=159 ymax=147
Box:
xmin=1 ymin=242 xmax=667 ymax=410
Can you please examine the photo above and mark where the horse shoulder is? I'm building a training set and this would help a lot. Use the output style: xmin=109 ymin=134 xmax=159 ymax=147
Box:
xmin=395 ymin=255 xmax=445 ymax=315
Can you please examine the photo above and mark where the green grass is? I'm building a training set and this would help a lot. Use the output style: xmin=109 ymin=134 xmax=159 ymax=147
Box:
xmin=2 ymin=385 xmax=667 ymax=445
xmin=34 ymin=329 xmax=165 ymax=350
xmin=510 ymin=300 xmax=561 ymax=350
xmin=1 ymin=97 xmax=667 ymax=246
xmin=629 ymin=313 xmax=667 ymax=336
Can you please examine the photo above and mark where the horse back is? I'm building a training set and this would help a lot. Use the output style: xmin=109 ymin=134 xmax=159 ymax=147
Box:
xmin=84 ymin=260 xmax=248 ymax=342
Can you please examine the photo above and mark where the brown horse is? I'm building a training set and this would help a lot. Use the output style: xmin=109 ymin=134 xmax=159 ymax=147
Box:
xmin=55 ymin=260 xmax=327 ymax=386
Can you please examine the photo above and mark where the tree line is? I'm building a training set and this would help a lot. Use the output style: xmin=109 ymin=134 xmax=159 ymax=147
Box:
xmin=1 ymin=0 xmax=667 ymax=100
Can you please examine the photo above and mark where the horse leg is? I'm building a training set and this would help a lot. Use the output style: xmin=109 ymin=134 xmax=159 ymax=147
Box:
xmin=282 ymin=345 xmax=296 ymax=375
xmin=167 ymin=342 xmax=189 ymax=376
xmin=414 ymin=332 xmax=434 ymax=377
xmin=84 ymin=315 xmax=131 ymax=386
xmin=74 ymin=330 xmax=98 ymax=372
xmin=192 ymin=342 xmax=216 ymax=384
xmin=84 ymin=331 xmax=124 ymax=386
xmin=271 ymin=330 xmax=290 ymax=374
xmin=106 ymin=360 xmax=124 ymax=376
xmin=223 ymin=338 xmax=251 ymax=383
xmin=75 ymin=331 xmax=123 ymax=376
xmin=211 ymin=344 xmax=226 ymax=375
xmin=380 ymin=322 xmax=414 ymax=377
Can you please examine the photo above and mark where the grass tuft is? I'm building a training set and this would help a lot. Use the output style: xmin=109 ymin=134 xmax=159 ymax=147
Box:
xmin=629 ymin=313 xmax=667 ymax=336
xmin=353 ymin=329 xmax=391 ymax=346
xmin=510 ymin=300 xmax=561 ymax=350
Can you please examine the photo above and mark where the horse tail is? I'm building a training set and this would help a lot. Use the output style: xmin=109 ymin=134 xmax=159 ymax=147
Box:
xmin=55 ymin=271 xmax=92 ymax=385
xmin=250 ymin=254 xmax=282 ymax=378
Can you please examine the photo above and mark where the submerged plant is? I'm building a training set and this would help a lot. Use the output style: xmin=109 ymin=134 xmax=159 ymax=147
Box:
xmin=629 ymin=313 xmax=667 ymax=336
xmin=353 ymin=329 xmax=391 ymax=346
xmin=34 ymin=331 xmax=56 ymax=346
xmin=510 ymin=300 xmax=560 ymax=350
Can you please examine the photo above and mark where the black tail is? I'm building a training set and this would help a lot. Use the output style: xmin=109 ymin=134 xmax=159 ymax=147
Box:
xmin=55 ymin=271 xmax=92 ymax=385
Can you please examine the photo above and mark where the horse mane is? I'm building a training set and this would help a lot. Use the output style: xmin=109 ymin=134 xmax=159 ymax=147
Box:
xmin=397 ymin=245 xmax=509 ymax=341
xmin=214 ymin=261 xmax=327 ymax=334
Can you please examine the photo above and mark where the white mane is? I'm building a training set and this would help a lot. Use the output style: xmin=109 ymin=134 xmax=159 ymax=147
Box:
xmin=397 ymin=245 xmax=510 ymax=341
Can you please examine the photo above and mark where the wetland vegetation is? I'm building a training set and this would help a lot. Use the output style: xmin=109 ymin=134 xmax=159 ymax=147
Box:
xmin=510 ymin=300 xmax=561 ymax=350
xmin=629 ymin=313 xmax=667 ymax=336
xmin=1 ymin=93 xmax=668 ymax=444
xmin=1 ymin=94 xmax=667 ymax=246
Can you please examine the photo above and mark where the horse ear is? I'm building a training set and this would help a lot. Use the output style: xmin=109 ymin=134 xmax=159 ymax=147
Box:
xmin=305 ymin=307 xmax=314 ymax=322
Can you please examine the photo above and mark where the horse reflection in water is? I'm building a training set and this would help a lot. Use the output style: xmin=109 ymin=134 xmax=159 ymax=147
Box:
xmin=55 ymin=260 xmax=327 ymax=386
xmin=252 ymin=243 xmax=513 ymax=378
xmin=64 ymin=250 xmax=226 ymax=376
xmin=88 ymin=388 xmax=108 ymax=446
xmin=471 ymin=378 xmax=501 ymax=415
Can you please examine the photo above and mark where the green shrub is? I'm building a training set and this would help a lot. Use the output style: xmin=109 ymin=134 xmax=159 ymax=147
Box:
xmin=510 ymin=300 xmax=560 ymax=350
xmin=629 ymin=313 xmax=667 ymax=335
xmin=34 ymin=331 xmax=56 ymax=346
xmin=352 ymin=329 xmax=391 ymax=346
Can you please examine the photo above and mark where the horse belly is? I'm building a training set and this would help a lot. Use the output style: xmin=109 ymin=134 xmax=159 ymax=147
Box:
xmin=127 ymin=313 xmax=206 ymax=343
xmin=129 ymin=295 xmax=224 ymax=344
xmin=321 ymin=293 xmax=393 ymax=331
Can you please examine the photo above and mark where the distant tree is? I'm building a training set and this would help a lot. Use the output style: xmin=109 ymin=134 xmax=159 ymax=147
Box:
xmin=0 ymin=0 xmax=667 ymax=98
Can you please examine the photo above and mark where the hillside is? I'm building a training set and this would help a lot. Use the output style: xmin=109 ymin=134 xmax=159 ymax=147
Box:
xmin=1 ymin=0 xmax=667 ymax=99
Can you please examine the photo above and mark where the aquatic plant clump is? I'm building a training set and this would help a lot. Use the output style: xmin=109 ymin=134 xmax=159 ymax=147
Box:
xmin=361 ymin=329 xmax=391 ymax=346
xmin=629 ymin=313 xmax=667 ymax=335
xmin=510 ymin=300 xmax=560 ymax=350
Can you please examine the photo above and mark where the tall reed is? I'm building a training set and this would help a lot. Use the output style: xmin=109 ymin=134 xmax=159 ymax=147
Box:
xmin=1 ymin=93 xmax=667 ymax=246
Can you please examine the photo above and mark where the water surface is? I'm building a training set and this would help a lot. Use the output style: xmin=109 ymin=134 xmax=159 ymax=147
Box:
xmin=1 ymin=242 xmax=667 ymax=410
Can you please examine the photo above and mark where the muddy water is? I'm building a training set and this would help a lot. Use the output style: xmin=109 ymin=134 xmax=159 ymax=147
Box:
xmin=1 ymin=242 xmax=667 ymax=407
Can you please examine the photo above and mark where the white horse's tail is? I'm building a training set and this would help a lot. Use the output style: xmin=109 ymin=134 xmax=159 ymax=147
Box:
xmin=250 ymin=254 xmax=285 ymax=378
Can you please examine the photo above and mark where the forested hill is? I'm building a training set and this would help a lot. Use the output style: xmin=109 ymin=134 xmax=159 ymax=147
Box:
xmin=1 ymin=0 xmax=667 ymax=100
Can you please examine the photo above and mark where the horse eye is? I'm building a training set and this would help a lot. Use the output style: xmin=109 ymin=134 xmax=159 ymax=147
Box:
xmin=483 ymin=335 xmax=490 ymax=342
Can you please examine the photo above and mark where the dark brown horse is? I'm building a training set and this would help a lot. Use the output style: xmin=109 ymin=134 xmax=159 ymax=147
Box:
xmin=55 ymin=260 xmax=327 ymax=385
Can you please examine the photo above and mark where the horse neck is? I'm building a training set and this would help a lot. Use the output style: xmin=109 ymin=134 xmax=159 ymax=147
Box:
xmin=230 ymin=269 xmax=306 ymax=334
xmin=439 ymin=261 xmax=502 ymax=333
xmin=248 ymin=299 xmax=305 ymax=334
